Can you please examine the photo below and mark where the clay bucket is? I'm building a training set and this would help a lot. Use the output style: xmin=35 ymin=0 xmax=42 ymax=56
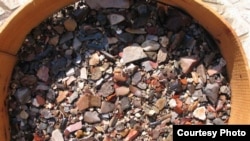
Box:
xmin=0 ymin=0 xmax=250 ymax=140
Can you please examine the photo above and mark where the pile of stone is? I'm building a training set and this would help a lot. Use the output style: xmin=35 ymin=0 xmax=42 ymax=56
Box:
xmin=8 ymin=0 xmax=231 ymax=141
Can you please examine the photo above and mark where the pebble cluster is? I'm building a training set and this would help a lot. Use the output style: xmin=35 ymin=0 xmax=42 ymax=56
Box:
xmin=8 ymin=0 xmax=231 ymax=141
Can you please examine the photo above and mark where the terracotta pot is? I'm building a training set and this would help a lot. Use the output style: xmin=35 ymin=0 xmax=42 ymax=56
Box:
xmin=0 ymin=0 xmax=250 ymax=140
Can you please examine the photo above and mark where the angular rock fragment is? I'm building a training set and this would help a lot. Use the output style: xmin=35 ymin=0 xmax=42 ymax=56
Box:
xmin=84 ymin=111 xmax=101 ymax=123
xmin=101 ymin=101 xmax=115 ymax=113
xmin=193 ymin=106 xmax=206 ymax=121
xmin=107 ymin=14 xmax=125 ymax=25
xmin=122 ymin=46 xmax=147 ymax=64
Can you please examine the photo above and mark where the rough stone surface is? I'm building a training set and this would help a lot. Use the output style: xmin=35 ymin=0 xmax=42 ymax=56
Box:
xmin=122 ymin=46 xmax=147 ymax=64
xmin=193 ymin=106 xmax=206 ymax=121
xmin=101 ymin=101 xmax=115 ymax=113
xmin=51 ymin=129 xmax=64 ymax=141
xmin=84 ymin=111 xmax=101 ymax=123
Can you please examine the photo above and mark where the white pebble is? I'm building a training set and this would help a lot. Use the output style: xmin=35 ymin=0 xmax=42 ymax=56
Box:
xmin=135 ymin=113 xmax=141 ymax=118
xmin=168 ymin=99 xmax=177 ymax=108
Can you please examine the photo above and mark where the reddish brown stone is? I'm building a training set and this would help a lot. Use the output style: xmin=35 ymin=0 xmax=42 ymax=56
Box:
xmin=36 ymin=66 xmax=49 ymax=82
xmin=56 ymin=91 xmax=68 ymax=103
xmin=76 ymin=94 xmax=90 ymax=111
xmin=89 ymin=95 xmax=101 ymax=107
xmin=36 ymin=95 xmax=46 ymax=106
xmin=174 ymin=98 xmax=183 ymax=114
xmin=124 ymin=129 xmax=139 ymax=141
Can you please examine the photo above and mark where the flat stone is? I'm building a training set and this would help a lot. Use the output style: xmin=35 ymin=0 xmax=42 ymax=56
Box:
xmin=56 ymin=91 xmax=68 ymax=103
xmin=122 ymin=46 xmax=147 ymax=64
xmin=120 ymin=97 xmax=131 ymax=110
xmin=115 ymin=86 xmax=130 ymax=96
xmin=90 ymin=67 xmax=102 ymax=81
xmin=141 ymin=40 xmax=160 ymax=51
xmin=157 ymin=47 xmax=167 ymax=64
xmin=66 ymin=68 xmax=75 ymax=76
xmin=66 ymin=76 xmax=76 ymax=86
xmin=179 ymin=56 xmax=199 ymax=74
xmin=169 ymin=99 xmax=177 ymax=108
xmin=49 ymin=35 xmax=59 ymax=46
xmin=204 ymin=83 xmax=220 ymax=106
xmin=101 ymin=101 xmax=115 ymax=113
xmin=76 ymin=95 xmax=90 ymax=111
xmin=36 ymin=66 xmax=49 ymax=82
xmin=68 ymin=92 xmax=78 ymax=104
xmin=196 ymin=64 xmax=207 ymax=83
xmin=19 ymin=110 xmax=29 ymax=119
xmin=89 ymin=53 xmax=100 ymax=66
xmin=124 ymin=129 xmax=139 ymax=141
xmin=53 ymin=26 xmax=64 ymax=34
xmin=36 ymin=95 xmax=46 ymax=106
xmin=193 ymin=106 xmax=206 ymax=121
xmin=64 ymin=18 xmax=77 ymax=31
xmin=65 ymin=121 xmax=82 ymax=133
xmin=132 ymin=72 xmax=142 ymax=85
xmin=89 ymin=95 xmax=101 ymax=107
xmin=125 ymin=28 xmax=147 ymax=34
xmin=99 ymin=81 xmax=114 ymax=97
xmin=155 ymin=97 xmax=167 ymax=111
xmin=107 ymin=14 xmax=125 ymax=25
xmin=141 ymin=61 xmax=153 ymax=72
xmin=86 ymin=0 xmax=130 ymax=9
xmin=51 ymin=129 xmax=64 ymax=141
xmin=84 ymin=111 xmax=101 ymax=123
xmin=15 ymin=87 xmax=31 ymax=104
xmin=80 ymin=67 xmax=88 ymax=80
